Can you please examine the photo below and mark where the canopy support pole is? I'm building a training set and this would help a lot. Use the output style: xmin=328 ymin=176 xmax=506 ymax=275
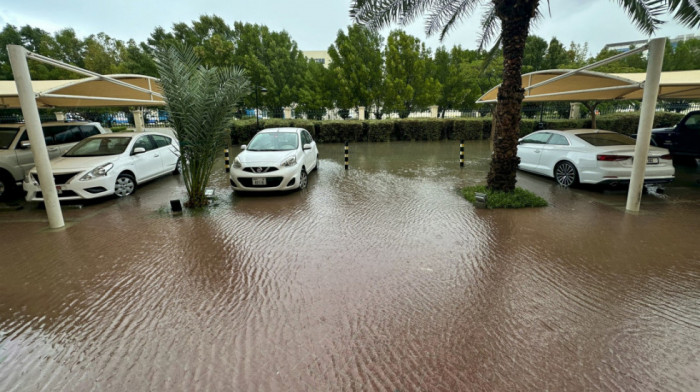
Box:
xmin=7 ymin=44 xmax=64 ymax=229
xmin=626 ymin=38 xmax=666 ymax=213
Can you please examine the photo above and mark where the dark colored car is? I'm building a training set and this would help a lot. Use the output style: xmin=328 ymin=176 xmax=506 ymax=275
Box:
xmin=651 ymin=110 xmax=700 ymax=159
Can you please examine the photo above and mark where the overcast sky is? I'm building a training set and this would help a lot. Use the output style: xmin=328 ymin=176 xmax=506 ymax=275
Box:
xmin=1 ymin=0 xmax=697 ymax=55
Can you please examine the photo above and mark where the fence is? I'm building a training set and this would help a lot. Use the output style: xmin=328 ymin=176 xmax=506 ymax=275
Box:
xmin=1 ymin=101 xmax=698 ymax=127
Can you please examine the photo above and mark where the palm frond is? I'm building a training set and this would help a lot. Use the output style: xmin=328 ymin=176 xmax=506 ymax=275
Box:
xmin=613 ymin=0 xmax=668 ymax=34
xmin=476 ymin=4 xmax=499 ymax=51
xmin=424 ymin=0 xmax=481 ymax=40
xmin=665 ymin=0 xmax=700 ymax=28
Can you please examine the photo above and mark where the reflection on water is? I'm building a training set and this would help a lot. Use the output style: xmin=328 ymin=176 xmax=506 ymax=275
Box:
xmin=1 ymin=141 xmax=698 ymax=391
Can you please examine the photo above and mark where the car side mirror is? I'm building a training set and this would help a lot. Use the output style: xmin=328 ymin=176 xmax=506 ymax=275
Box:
xmin=240 ymin=144 xmax=247 ymax=150
xmin=303 ymin=143 xmax=312 ymax=150
xmin=19 ymin=140 xmax=31 ymax=149
xmin=133 ymin=147 xmax=146 ymax=155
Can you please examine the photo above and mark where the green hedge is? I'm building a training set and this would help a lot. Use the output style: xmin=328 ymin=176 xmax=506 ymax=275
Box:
xmin=366 ymin=120 xmax=394 ymax=142
xmin=229 ymin=112 xmax=687 ymax=144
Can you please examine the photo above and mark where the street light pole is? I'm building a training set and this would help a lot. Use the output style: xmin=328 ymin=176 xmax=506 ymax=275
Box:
xmin=254 ymin=85 xmax=267 ymax=130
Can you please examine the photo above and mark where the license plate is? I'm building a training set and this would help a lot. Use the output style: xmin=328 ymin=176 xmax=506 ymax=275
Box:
xmin=252 ymin=178 xmax=267 ymax=186
xmin=647 ymin=157 xmax=659 ymax=164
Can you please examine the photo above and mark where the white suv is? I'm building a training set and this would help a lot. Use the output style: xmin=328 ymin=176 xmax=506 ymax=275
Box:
xmin=0 ymin=122 xmax=108 ymax=200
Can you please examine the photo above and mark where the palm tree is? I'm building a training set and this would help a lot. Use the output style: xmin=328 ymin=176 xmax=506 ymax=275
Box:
xmin=351 ymin=0 xmax=700 ymax=192
xmin=156 ymin=45 xmax=250 ymax=207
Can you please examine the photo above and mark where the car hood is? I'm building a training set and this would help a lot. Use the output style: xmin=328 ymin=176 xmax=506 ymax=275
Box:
xmin=238 ymin=150 xmax=296 ymax=166
xmin=31 ymin=156 xmax=114 ymax=173
xmin=651 ymin=127 xmax=674 ymax=133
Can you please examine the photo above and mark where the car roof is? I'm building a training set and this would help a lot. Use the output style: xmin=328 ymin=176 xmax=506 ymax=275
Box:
xmin=257 ymin=127 xmax=302 ymax=134
xmin=538 ymin=129 xmax=618 ymax=135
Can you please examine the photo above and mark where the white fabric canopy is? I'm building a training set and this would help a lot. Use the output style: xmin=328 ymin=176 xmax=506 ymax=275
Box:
xmin=0 ymin=74 xmax=164 ymax=108
xmin=476 ymin=69 xmax=700 ymax=103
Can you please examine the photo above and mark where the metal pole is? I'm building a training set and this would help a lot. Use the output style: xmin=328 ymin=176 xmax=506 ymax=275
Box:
xmin=626 ymin=38 xmax=666 ymax=213
xmin=224 ymin=148 xmax=230 ymax=173
xmin=7 ymin=45 xmax=64 ymax=229
xmin=460 ymin=140 xmax=464 ymax=167
xmin=344 ymin=141 xmax=349 ymax=170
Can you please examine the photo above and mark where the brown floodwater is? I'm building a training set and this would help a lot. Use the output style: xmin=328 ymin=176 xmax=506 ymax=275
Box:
xmin=1 ymin=140 xmax=699 ymax=391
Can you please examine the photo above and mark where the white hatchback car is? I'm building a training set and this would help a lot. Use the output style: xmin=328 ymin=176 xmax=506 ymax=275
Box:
xmin=517 ymin=129 xmax=675 ymax=187
xmin=230 ymin=127 xmax=318 ymax=192
xmin=24 ymin=132 xmax=180 ymax=201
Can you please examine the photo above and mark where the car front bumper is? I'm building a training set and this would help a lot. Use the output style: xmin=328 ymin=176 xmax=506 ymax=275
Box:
xmin=229 ymin=165 xmax=301 ymax=191
xmin=24 ymin=173 xmax=116 ymax=201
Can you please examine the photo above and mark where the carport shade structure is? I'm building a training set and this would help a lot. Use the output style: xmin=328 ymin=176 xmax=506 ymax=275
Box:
xmin=0 ymin=74 xmax=164 ymax=108
xmin=7 ymin=44 xmax=165 ymax=229
xmin=476 ymin=41 xmax=699 ymax=213
xmin=476 ymin=69 xmax=700 ymax=103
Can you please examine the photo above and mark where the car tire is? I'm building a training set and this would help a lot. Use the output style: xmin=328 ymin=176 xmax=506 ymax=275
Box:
xmin=554 ymin=161 xmax=578 ymax=188
xmin=173 ymin=159 xmax=182 ymax=175
xmin=315 ymin=155 xmax=319 ymax=171
xmin=114 ymin=173 xmax=136 ymax=197
xmin=0 ymin=170 xmax=16 ymax=201
xmin=298 ymin=169 xmax=308 ymax=190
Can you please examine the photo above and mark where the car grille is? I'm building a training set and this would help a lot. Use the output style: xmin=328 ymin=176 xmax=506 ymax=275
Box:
xmin=32 ymin=172 xmax=81 ymax=185
xmin=237 ymin=177 xmax=284 ymax=187
xmin=243 ymin=167 xmax=278 ymax=173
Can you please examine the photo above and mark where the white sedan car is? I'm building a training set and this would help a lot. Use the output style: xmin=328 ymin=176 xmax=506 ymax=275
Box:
xmin=24 ymin=132 xmax=180 ymax=201
xmin=517 ymin=129 xmax=674 ymax=187
xmin=230 ymin=127 xmax=318 ymax=192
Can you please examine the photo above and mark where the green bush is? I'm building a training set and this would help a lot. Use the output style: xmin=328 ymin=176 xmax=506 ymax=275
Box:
xmin=110 ymin=126 xmax=128 ymax=132
xmin=462 ymin=185 xmax=548 ymax=209
xmin=394 ymin=119 xmax=443 ymax=141
xmin=366 ymin=120 xmax=394 ymax=142
xmin=317 ymin=121 xmax=364 ymax=142
xmin=519 ymin=119 xmax=537 ymax=137
xmin=453 ymin=119 xmax=485 ymax=140
xmin=230 ymin=120 xmax=259 ymax=144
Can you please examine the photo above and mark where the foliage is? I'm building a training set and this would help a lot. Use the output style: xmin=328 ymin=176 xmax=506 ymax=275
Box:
xmin=366 ymin=120 xmax=394 ymax=141
xmin=317 ymin=120 xmax=364 ymax=142
xmin=462 ymin=185 xmax=548 ymax=209
xmin=395 ymin=119 xmax=442 ymax=141
xmin=328 ymin=25 xmax=385 ymax=113
xmin=156 ymin=44 xmax=250 ymax=208
xmin=453 ymin=119 xmax=486 ymax=140
xmin=383 ymin=30 xmax=440 ymax=118
xmin=433 ymin=46 xmax=484 ymax=115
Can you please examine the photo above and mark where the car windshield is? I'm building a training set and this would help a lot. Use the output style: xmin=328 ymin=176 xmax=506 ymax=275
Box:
xmin=247 ymin=132 xmax=299 ymax=151
xmin=577 ymin=132 xmax=636 ymax=146
xmin=0 ymin=129 xmax=19 ymax=149
xmin=64 ymin=137 xmax=132 ymax=157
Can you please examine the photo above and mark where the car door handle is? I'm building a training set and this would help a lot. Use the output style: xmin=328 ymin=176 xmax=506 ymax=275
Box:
xmin=534 ymin=149 xmax=541 ymax=153
xmin=154 ymin=154 xmax=159 ymax=157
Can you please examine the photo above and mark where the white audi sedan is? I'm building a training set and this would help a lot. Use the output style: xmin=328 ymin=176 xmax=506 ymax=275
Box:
xmin=517 ymin=129 xmax=675 ymax=187
xmin=230 ymin=127 xmax=318 ymax=192
xmin=24 ymin=132 xmax=180 ymax=201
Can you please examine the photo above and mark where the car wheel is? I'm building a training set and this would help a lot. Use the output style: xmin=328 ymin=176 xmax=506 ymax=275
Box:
xmin=315 ymin=155 xmax=319 ymax=171
xmin=554 ymin=161 xmax=578 ymax=188
xmin=0 ymin=170 xmax=16 ymax=201
xmin=299 ymin=169 xmax=308 ymax=190
xmin=173 ymin=159 xmax=182 ymax=175
xmin=114 ymin=173 xmax=136 ymax=197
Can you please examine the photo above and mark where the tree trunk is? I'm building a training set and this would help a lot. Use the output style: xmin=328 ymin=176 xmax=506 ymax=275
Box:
xmin=487 ymin=0 xmax=539 ymax=192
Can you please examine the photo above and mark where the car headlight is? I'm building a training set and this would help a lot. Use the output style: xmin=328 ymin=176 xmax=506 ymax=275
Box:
xmin=280 ymin=156 xmax=297 ymax=167
xmin=233 ymin=157 xmax=242 ymax=169
xmin=80 ymin=163 xmax=113 ymax=181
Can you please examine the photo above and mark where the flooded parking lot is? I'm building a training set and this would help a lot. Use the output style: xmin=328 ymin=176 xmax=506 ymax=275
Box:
xmin=1 ymin=140 xmax=699 ymax=391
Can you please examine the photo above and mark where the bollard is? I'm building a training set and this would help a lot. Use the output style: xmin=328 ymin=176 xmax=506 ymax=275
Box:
xmin=224 ymin=148 xmax=230 ymax=173
xmin=344 ymin=141 xmax=349 ymax=170
xmin=460 ymin=140 xmax=464 ymax=167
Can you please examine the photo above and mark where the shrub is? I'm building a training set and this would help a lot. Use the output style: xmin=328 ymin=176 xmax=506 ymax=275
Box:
xmin=317 ymin=121 xmax=364 ymax=142
xmin=519 ymin=119 xmax=537 ymax=137
xmin=366 ymin=120 xmax=394 ymax=142
xmin=453 ymin=119 xmax=485 ymax=140
xmin=395 ymin=119 xmax=442 ymax=141
xmin=110 ymin=126 xmax=128 ymax=132
xmin=462 ymin=185 xmax=548 ymax=209
xmin=230 ymin=120 xmax=259 ymax=145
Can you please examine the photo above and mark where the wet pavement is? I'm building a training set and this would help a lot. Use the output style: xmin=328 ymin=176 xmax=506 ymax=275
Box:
xmin=1 ymin=140 xmax=699 ymax=391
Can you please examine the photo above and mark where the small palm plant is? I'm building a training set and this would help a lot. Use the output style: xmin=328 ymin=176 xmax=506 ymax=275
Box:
xmin=156 ymin=45 xmax=250 ymax=207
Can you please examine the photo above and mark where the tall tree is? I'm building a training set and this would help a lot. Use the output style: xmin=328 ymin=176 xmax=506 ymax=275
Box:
xmin=328 ymin=25 xmax=385 ymax=117
xmin=383 ymin=30 xmax=440 ymax=118
xmin=350 ymin=0 xmax=700 ymax=192
xmin=543 ymin=37 xmax=569 ymax=69
xmin=522 ymin=35 xmax=548 ymax=73
xmin=433 ymin=46 xmax=483 ymax=116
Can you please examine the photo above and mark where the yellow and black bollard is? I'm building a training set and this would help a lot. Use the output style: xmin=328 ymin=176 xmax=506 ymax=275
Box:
xmin=344 ymin=141 xmax=349 ymax=170
xmin=459 ymin=140 xmax=464 ymax=167
xmin=225 ymin=148 xmax=230 ymax=173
